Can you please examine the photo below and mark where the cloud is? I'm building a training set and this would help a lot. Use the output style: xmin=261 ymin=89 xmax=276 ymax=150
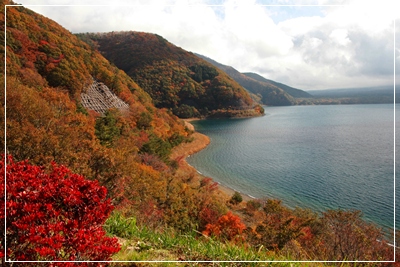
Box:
xmin=329 ymin=29 xmax=351 ymax=46
xmin=13 ymin=0 xmax=400 ymax=90
xmin=266 ymin=3 xmax=398 ymax=89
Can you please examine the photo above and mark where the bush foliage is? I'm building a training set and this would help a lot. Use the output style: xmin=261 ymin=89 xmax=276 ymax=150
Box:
xmin=0 ymin=155 xmax=120 ymax=263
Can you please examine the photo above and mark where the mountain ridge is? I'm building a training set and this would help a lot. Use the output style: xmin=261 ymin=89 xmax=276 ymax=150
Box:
xmin=195 ymin=53 xmax=311 ymax=106
xmin=242 ymin=72 xmax=312 ymax=98
xmin=79 ymin=31 xmax=264 ymax=118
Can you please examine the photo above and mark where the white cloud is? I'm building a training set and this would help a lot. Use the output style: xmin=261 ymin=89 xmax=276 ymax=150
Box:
xmin=329 ymin=29 xmax=350 ymax=46
xmin=278 ymin=16 xmax=324 ymax=37
xmin=11 ymin=0 xmax=400 ymax=90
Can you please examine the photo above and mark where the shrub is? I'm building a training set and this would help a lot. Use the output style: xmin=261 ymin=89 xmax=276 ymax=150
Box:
xmin=247 ymin=200 xmax=261 ymax=210
xmin=202 ymin=211 xmax=246 ymax=242
xmin=251 ymin=199 xmax=311 ymax=251
xmin=0 ymin=155 xmax=120 ymax=263
xmin=245 ymin=200 xmax=262 ymax=214
xmin=229 ymin=191 xmax=243 ymax=205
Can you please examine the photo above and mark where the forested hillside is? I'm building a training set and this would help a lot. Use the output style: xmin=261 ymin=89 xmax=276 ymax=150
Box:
xmin=2 ymin=2 xmax=233 ymax=261
xmin=78 ymin=31 xmax=264 ymax=118
xmin=3 ymin=3 xmax=193 ymax=173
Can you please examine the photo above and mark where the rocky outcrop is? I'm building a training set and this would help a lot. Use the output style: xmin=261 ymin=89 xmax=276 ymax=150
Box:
xmin=81 ymin=78 xmax=129 ymax=115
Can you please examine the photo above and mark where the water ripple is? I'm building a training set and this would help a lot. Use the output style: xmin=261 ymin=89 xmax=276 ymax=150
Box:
xmin=188 ymin=104 xmax=397 ymax=230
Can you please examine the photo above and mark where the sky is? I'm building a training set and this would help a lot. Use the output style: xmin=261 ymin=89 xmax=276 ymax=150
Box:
xmin=10 ymin=0 xmax=400 ymax=91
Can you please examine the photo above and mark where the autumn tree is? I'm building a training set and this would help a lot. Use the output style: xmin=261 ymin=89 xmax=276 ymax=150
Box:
xmin=317 ymin=210 xmax=392 ymax=261
xmin=250 ymin=199 xmax=312 ymax=251
xmin=202 ymin=211 xmax=246 ymax=242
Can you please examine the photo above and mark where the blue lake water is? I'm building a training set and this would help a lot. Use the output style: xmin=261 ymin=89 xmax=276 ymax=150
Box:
xmin=187 ymin=104 xmax=398 ymax=230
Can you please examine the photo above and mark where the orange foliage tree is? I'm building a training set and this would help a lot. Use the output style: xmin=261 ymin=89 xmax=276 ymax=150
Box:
xmin=249 ymin=199 xmax=315 ymax=251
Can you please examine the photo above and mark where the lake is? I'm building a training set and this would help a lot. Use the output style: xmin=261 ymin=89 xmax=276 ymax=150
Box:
xmin=187 ymin=104 xmax=398 ymax=230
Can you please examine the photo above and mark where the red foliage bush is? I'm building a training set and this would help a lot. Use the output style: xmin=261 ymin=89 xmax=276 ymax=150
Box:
xmin=202 ymin=211 xmax=246 ymax=241
xmin=198 ymin=206 xmax=220 ymax=230
xmin=0 ymin=155 xmax=120 ymax=264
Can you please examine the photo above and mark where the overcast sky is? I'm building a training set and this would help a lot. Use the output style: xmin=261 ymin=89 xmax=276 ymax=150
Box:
xmin=11 ymin=0 xmax=400 ymax=90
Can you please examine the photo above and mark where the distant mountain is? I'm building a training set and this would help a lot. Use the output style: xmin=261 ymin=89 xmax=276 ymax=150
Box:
xmin=308 ymin=85 xmax=395 ymax=98
xmin=306 ymin=85 xmax=397 ymax=104
xmin=242 ymin=72 xmax=312 ymax=98
xmin=81 ymin=32 xmax=263 ymax=118
xmin=195 ymin=54 xmax=311 ymax=106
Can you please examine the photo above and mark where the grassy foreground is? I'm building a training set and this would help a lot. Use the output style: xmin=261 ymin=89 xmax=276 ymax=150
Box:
xmin=104 ymin=212 xmax=334 ymax=266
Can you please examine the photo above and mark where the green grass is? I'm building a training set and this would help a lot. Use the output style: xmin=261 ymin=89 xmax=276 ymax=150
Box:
xmin=104 ymin=212 xmax=330 ymax=266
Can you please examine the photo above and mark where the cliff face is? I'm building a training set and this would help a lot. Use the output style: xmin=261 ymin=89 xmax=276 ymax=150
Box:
xmin=80 ymin=31 xmax=263 ymax=118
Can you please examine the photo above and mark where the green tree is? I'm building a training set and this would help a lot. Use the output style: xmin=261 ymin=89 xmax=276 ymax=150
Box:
xmin=229 ymin=191 xmax=243 ymax=205
xmin=95 ymin=109 xmax=121 ymax=147
xmin=140 ymin=134 xmax=172 ymax=162
xmin=137 ymin=111 xmax=153 ymax=129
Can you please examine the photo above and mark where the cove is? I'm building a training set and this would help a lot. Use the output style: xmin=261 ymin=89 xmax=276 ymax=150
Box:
xmin=187 ymin=104 xmax=398 ymax=230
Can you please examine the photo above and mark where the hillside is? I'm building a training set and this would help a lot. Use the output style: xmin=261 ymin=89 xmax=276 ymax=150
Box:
xmin=78 ymin=31 xmax=264 ymax=118
xmin=3 ymin=3 xmax=274 ymax=263
xmin=3 ymin=2 xmax=231 ymax=256
xmin=4 ymin=3 xmax=193 ymax=165
xmin=196 ymin=54 xmax=310 ymax=106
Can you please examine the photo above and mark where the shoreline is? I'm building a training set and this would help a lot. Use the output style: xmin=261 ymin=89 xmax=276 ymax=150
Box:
xmin=175 ymin=119 xmax=396 ymax=234
xmin=171 ymin=119 xmax=253 ymax=202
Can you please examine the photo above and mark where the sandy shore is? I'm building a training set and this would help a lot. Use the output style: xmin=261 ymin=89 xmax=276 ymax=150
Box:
xmin=171 ymin=119 xmax=252 ymax=202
